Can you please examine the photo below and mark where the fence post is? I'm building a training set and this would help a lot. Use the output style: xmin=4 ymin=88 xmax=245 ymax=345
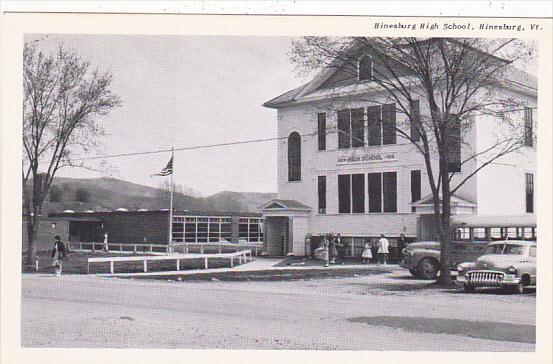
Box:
xmin=120 ymin=244 xmax=123 ymax=253
xmin=176 ymin=259 xmax=180 ymax=271
xmin=143 ymin=259 xmax=148 ymax=273
xmin=231 ymin=257 xmax=234 ymax=267
xmin=87 ymin=262 xmax=89 ymax=274
xmin=200 ymin=246 xmax=204 ymax=254
xmin=218 ymin=245 xmax=222 ymax=254
xmin=150 ymin=244 xmax=153 ymax=254
xmin=35 ymin=258 xmax=39 ymax=271
xmin=204 ymin=257 xmax=208 ymax=269
xmin=110 ymin=261 xmax=114 ymax=274
xmin=134 ymin=245 xmax=137 ymax=254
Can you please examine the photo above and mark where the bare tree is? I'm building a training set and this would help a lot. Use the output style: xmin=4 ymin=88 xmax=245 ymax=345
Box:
xmin=23 ymin=40 xmax=121 ymax=264
xmin=290 ymin=37 xmax=535 ymax=283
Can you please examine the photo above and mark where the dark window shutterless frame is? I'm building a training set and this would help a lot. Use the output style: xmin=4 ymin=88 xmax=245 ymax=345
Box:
xmin=317 ymin=113 xmax=326 ymax=151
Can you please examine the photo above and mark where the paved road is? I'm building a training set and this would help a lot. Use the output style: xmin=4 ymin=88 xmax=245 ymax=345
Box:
xmin=21 ymin=270 xmax=535 ymax=350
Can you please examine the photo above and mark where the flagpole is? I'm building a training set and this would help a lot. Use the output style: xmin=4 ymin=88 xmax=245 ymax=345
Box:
xmin=169 ymin=147 xmax=174 ymax=251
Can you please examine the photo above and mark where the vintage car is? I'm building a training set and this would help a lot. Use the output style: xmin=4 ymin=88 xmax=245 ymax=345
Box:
xmin=454 ymin=240 xmax=536 ymax=293
xmin=400 ymin=240 xmax=487 ymax=279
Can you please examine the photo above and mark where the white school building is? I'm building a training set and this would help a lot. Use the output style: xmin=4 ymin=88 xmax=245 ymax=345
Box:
xmin=260 ymin=40 xmax=537 ymax=258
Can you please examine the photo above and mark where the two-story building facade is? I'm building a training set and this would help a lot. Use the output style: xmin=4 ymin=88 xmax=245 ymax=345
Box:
xmin=261 ymin=40 xmax=536 ymax=258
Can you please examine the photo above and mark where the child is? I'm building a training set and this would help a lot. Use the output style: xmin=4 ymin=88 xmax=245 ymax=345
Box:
xmin=362 ymin=242 xmax=372 ymax=263
xmin=51 ymin=235 xmax=67 ymax=276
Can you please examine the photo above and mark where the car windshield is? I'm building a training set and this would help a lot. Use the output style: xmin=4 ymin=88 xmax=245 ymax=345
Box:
xmin=503 ymin=244 xmax=526 ymax=255
xmin=484 ymin=243 xmax=526 ymax=255
xmin=484 ymin=244 xmax=504 ymax=254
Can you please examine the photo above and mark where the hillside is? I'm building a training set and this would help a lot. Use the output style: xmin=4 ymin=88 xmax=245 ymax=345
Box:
xmin=37 ymin=177 xmax=276 ymax=214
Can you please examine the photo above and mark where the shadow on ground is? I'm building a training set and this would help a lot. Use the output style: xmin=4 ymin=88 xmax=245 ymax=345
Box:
xmin=348 ymin=316 xmax=535 ymax=344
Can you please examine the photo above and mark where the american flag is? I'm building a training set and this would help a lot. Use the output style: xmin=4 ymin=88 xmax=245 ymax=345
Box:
xmin=151 ymin=156 xmax=173 ymax=177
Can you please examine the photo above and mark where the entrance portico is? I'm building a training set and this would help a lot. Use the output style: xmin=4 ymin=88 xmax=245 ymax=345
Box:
xmin=261 ymin=199 xmax=311 ymax=256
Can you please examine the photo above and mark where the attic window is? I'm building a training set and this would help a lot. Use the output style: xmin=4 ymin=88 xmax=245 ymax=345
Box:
xmin=358 ymin=55 xmax=373 ymax=81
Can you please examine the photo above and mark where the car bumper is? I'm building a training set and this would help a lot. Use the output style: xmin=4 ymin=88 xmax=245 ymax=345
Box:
xmin=456 ymin=271 xmax=521 ymax=286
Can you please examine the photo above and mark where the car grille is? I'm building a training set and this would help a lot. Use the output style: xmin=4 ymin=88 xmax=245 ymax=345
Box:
xmin=467 ymin=271 xmax=505 ymax=286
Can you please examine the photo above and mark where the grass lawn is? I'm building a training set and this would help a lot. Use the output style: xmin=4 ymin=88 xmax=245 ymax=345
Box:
xmin=22 ymin=250 xmax=241 ymax=275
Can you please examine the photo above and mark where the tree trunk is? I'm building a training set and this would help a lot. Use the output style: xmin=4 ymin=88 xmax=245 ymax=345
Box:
xmin=438 ymin=161 xmax=453 ymax=285
xmin=25 ymin=214 xmax=39 ymax=265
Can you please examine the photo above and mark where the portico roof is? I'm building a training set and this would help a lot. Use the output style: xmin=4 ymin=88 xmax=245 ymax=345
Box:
xmin=261 ymin=199 xmax=311 ymax=212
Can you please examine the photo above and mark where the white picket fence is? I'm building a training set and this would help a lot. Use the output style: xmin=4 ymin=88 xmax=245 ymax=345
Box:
xmin=87 ymin=249 xmax=253 ymax=274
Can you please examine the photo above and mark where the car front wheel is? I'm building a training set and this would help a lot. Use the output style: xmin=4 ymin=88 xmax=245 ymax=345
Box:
xmin=512 ymin=282 xmax=525 ymax=294
xmin=417 ymin=258 xmax=439 ymax=280
xmin=408 ymin=268 xmax=417 ymax=277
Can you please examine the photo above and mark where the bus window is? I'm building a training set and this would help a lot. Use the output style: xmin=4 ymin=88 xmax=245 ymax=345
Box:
xmin=506 ymin=227 xmax=518 ymax=239
xmin=523 ymin=227 xmax=533 ymax=240
xmin=473 ymin=227 xmax=487 ymax=241
xmin=490 ymin=228 xmax=503 ymax=240
xmin=454 ymin=227 xmax=470 ymax=240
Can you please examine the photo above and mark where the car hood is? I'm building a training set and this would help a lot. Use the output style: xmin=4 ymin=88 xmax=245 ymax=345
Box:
xmin=404 ymin=241 xmax=440 ymax=251
xmin=474 ymin=255 xmax=526 ymax=270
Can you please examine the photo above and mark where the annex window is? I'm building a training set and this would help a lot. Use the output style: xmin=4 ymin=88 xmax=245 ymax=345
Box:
xmin=318 ymin=176 xmax=326 ymax=214
xmin=337 ymin=109 xmax=364 ymax=149
xmin=318 ymin=113 xmax=326 ymax=151
xmin=338 ymin=174 xmax=365 ymax=214
xmin=367 ymin=104 xmax=396 ymax=146
xmin=358 ymin=55 xmax=373 ymax=81
xmin=238 ymin=218 xmax=264 ymax=242
xmin=410 ymin=170 xmax=421 ymax=212
xmin=454 ymin=227 xmax=471 ymax=240
xmin=368 ymin=173 xmax=382 ymax=213
xmin=447 ymin=115 xmax=462 ymax=173
xmin=175 ymin=216 xmax=232 ymax=243
xmin=526 ymin=173 xmax=534 ymax=213
xmin=524 ymin=107 xmax=533 ymax=147
xmin=410 ymin=100 xmax=421 ymax=142
xmin=288 ymin=132 xmax=301 ymax=181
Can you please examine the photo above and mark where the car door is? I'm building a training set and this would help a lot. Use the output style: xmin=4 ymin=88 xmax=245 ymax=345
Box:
xmin=527 ymin=245 xmax=537 ymax=284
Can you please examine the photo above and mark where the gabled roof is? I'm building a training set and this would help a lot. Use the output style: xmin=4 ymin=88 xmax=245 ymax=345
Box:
xmin=261 ymin=199 xmax=311 ymax=211
xmin=411 ymin=193 xmax=476 ymax=207
xmin=264 ymin=39 xmax=536 ymax=109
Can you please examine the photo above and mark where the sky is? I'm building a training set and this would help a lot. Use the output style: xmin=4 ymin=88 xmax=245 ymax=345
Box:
xmin=27 ymin=34 xmax=303 ymax=196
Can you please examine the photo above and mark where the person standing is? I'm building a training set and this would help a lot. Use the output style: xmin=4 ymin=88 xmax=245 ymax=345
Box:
xmin=323 ymin=234 xmax=330 ymax=267
xmin=362 ymin=241 xmax=373 ymax=263
xmin=103 ymin=232 xmax=109 ymax=252
xmin=51 ymin=235 xmax=67 ymax=276
xmin=335 ymin=234 xmax=345 ymax=265
xmin=329 ymin=233 xmax=338 ymax=264
xmin=377 ymin=234 xmax=390 ymax=266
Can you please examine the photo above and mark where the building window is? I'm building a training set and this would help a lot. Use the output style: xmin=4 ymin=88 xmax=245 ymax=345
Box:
xmin=524 ymin=107 xmax=533 ymax=147
xmin=338 ymin=174 xmax=351 ymax=213
xmin=318 ymin=176 xmax=326 ymax=214
xmin=358 ymin=55 xmax=373 ymax=81
xmin=338 ymin=174 xmax=365 ymax=214
xmin=288 ymin=132 xmax=301 ymax=181
xmin=526 ymin=173 xmax=534 ymax=213
xmin=174 ymin=216 xmax=232 ymax=243
xmin=337 ymin=109 xmax=364 ymax=149
xmin=447 ymin=115 xmax=462 ymax=173
xmin=367 ymin=105 xmax=381 ymax=146
xmin=238 ymin=218 xmax=264 ymax=242
xmin=382 ymin=103 xmax=397 ymax=145
xmin=473 ymin=227 xmax=487 ymax=240
xmin=383 ymin=172 xmax=397 ymax=212
xmin=368 ymin=172 xmax=397 ymax=213
xmin=410 ymin=100 xmax=421 ymax=142
xmin=352 ymin=174 xmax=365 ymax=213
xmin=367 ymin=104 xmax=396 ymax=146
xmin=410 ymin=170 xmax=421 ymax=212
xmin=368 ymin=173 xmax=382 ymax=213
xmin=318 ymin=113 xmax=326 ymax=151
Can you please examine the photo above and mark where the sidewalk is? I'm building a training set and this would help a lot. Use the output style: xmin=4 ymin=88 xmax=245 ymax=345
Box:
xmin=96 ymin=257 xmax=399 ymax=278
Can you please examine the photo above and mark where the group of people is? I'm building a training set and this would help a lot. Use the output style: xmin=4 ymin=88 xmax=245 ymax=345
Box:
xmin=361 ymin=234 xmax=390 ymax=266
xmin=319 ymin=233 xmax=346 ymax=266
xmin=317 ymin=233 xmax=405 ymax=267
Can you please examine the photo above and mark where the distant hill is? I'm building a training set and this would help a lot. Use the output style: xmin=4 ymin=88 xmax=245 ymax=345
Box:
xmin=37 ymin=177 xmax=276 ymax=214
